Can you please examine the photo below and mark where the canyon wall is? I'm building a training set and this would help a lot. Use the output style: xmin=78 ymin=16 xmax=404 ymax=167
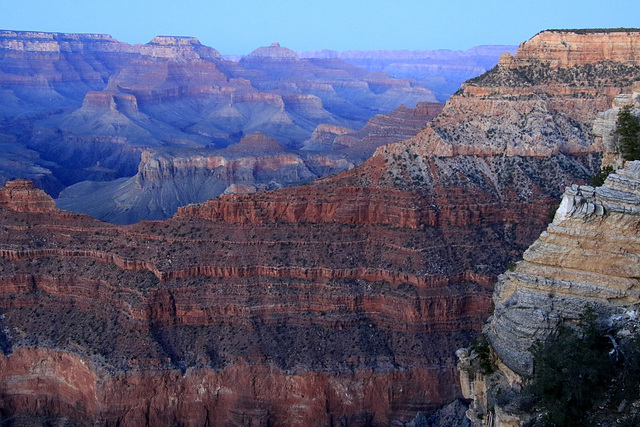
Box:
xmin=54 ymin=103 xmax=443 ymax=224
xmin=299 ymin=45 xmax=517 ymax=101
xmin=1 ymin=29 xmax=640 ymax=425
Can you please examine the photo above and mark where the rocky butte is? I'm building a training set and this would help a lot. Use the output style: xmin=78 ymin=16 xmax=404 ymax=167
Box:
xmin=0 ymin=29 xmax=640 ymax=425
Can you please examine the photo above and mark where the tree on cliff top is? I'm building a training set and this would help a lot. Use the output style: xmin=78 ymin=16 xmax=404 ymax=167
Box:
xmin=616 ymin=105 xmax=640 ymax=161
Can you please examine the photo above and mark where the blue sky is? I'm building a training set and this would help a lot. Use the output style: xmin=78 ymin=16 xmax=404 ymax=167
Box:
xmin=2 ymin=0 xmax=638 ymax=54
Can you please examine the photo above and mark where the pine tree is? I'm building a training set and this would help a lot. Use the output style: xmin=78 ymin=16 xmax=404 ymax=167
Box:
xmin=615 ymin=105 xmax=640 ymax=161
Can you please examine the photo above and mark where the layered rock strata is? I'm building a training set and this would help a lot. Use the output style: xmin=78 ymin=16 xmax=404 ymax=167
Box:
xmin=458 ymin=163 xmax=640 ymax=426
xmin=55 ymin=132 xmax=356 ymax=224
xmin=299 ymin=45 xmax=517 ymax=101
xmin=2 ymin=29 xmax=640 ymax=425
xmin=54 ymin=102 xmax=443 ymax=224
xmin=0 ymin=30 xmax=435 ymax=195
xmin=507 ymin=29 xmax=640 ymax=69
xmin=0 ymin=180 xmax=491 ymax=425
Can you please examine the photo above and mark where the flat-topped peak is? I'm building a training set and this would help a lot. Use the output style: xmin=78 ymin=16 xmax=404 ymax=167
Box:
xmin=491 ymin=28 xmax=640 ymax=70
xmin=140 ymin=35 xmax=221 ymax=60
xmin=148 ymin=36 xmax=202 ymax=46
xmin=245 ymin=42 xmax=299 ymax=60
xmin=543 ymin=28 xmax=640 ymax=35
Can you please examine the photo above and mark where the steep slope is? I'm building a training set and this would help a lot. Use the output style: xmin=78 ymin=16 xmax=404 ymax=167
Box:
xmin=56 ymin=133 xmax=354 ymax=224
xmin=460 ymin=84 xmax=640 ymax=427
xmin=0 ymin=29 xmax=639 ymax=425
xmin=55 ymin=102 xmax=443 ymax=224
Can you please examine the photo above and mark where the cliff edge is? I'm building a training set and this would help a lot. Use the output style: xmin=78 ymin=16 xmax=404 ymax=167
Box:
xmin=459 ymin=158 xmax=640 ymax=426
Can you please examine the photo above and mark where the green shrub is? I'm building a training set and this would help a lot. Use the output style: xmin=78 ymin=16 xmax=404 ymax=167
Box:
xmin=526 ymin=307 xmax=610 ymax=426
xmin=590 ymin=165 xmax=615 ymax=187
xmin=615 ymin=105 xmax=640 ymax=161
xmin=524 ymin=307 xmax=640 ymax=426
xmin=471 ymin=334 xmax=495 ymax=375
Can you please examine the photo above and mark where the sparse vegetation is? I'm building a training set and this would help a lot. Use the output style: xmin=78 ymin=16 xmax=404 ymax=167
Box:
xmin=471 ymin=333 xmax=495 ymax=375
xmin=523 ymin=307 xmax=640 ymax=427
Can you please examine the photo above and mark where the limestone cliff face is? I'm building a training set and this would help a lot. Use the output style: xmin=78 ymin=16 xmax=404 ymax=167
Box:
xmin=506 ymin=29 xmax=640 ymax=69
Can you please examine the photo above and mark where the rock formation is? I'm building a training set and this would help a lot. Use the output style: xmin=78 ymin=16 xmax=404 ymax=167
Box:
xmin=0 ymin=179 xmax=55 ymax=212
xmin=55 ymin=133 xmax=355 ymax=224
xmin=54 ymin=102 xmax=444 ymax=224
xmin=299 ymin=45 xmax=517 ymax=101
xmin=458 ymin=84 xmax=640 ymax=426
xmin=0 ymin=30 xmax=436 ymax=197
xmin=0 ymin=180 xmax=490 ymax=425
xmin=506 ymin=29 xmax=640 ymax=69
xmin=1 ymin=29 xmax=640 ymax=425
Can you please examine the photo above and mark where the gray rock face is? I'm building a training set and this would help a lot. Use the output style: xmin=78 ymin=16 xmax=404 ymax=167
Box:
xmin=487 ymin=161 xmax=640 ymax=377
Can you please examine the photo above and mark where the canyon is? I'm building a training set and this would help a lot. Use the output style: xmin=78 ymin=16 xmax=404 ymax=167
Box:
xmin=0 ymin=31 xmax=443 ymax=220
xmin=1 ymin=29 xmax=640 ymax=425
xmin=54 ymin=102 xmax=444 ymax=224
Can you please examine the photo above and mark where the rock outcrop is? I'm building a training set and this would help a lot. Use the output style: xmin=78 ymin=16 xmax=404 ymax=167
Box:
xmin=504 ymin=29 xmax=640 ymax=69
xmin=56 ymin=133 xmax=355 ymax=224
xmin=458 ymin=89 xmax=640 ymax=426
xmin=459 ymin=160 xmax=640 ymax=426
xmin=0 ymin=179 xmax=55 ymax=212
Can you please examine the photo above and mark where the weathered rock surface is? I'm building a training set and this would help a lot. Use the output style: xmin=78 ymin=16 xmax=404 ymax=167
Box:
xmin=505 ymin=29 xmax=640 ymax=69
xmin=458 ymin=90 xmax=640 ymax=426
xmin=54 ymin=100 xmax=444 ymax=224
xmin=0 ymin=179 xmax=55 ymax=212
xmin=56 ymin=133 xmax=355 ymax=224
xmin=0 ymin=180 xmax=489 ymax=425
xmin=303 ymin=102 xmax=445 ymax=159
xmin=488 ymin=162 xmax=640 ymax=378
